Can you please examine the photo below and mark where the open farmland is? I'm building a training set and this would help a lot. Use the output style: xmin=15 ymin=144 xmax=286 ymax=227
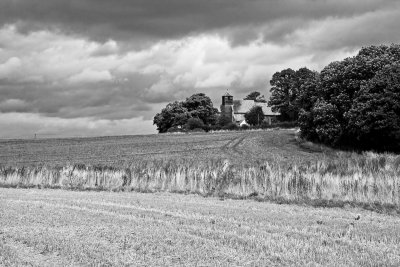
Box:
xmin=0 ymin=129 xmax=323 ymax=167
xmin=1 ymin=188 xmax=400 ymax=266
xmin=1 ymin=129 xmax=400 ymax=213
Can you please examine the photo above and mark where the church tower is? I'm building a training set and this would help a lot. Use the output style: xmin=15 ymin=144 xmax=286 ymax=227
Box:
xmin=220 ymin=90 xmax=234 ymax=123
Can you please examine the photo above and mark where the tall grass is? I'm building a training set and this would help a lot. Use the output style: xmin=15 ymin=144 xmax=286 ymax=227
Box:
xmin=1 ymin=152 xmax=399 ymax=212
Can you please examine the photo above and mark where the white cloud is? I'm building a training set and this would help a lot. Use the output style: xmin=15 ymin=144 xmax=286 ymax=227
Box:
xmin=0 ymin=112 xmax=156 ymax=139
xmin=68 ymin=68 xmax=112 ymax=83
xmin=0 ymin=57 xmax=21 ymax=78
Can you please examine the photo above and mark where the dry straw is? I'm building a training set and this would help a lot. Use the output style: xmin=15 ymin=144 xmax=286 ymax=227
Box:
xmin=1 ymin=152 xmax=399 ymax=211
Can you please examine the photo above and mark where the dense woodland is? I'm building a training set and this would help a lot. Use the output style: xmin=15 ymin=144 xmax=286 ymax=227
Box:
xmin=269 ymin=44 xmax=400 ymax=152
xmin=154 ymin=44 xmax=400 ymax=152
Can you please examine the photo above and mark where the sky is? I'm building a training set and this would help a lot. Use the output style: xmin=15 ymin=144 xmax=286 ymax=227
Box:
xmin=0 ymin=0 xmax=400 ymax=138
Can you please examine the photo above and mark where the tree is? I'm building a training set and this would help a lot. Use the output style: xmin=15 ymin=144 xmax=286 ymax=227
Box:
xmin=244 ymin=91 xmax=260 ymax=100
xmin=153 ymin=101 xmax=189 ymax=133
xmin=268 ymin=67 xmax=315 ymax=121
xmin=345 ymin=63 xmax=400 ymax=151
xmin=268 ymin=68 xmax=296 ymax=121
xmin=243 ymin=91 xmax=266 ymax=103
xmin=217 ymin=113 xmax=232 ymax=127
xmin=298 ymin=44 xmax=400 ymax=149
xmin=294 ymin=68 xmax=319 ymax=112
xmin=186 ymin=117 xmax=205 ymax=130
xmin=183 ymin=93 xmax=219 ymax=125
xmin=153 ymin=93 xmax=219 ymax=133
xmin=244 ymin=106 xmax=264 ymax=126
xmin=311 ymin=100 xmax=342 ymax=145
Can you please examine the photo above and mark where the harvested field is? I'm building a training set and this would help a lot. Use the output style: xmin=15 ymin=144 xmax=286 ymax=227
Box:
xmin=1 ymin=129 xmax=400 ymax=213
xmin=0 ymin=129 xmax=324 ymax=167
xmin=1 ymin=188 xmax=400 ymax=266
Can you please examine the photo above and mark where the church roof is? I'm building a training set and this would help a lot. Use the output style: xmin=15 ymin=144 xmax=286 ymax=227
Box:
xmin=223 ymin=90 xmax=232 ymax=96
xmin=233 ymin=100 xmax=279 ymax=116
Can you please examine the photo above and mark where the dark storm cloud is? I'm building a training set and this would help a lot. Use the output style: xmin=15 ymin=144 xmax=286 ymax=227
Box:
xmin=0 ymin=79 xmax=153 ymax=120
xmin=0 ymin=0 xmax=398 ymax=43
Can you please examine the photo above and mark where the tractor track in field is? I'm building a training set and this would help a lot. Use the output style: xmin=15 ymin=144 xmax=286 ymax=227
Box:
xmin=0 ymin=235 xmax=73 ymax=267
xmin=220 ymin=134 xmax=247 ymax=157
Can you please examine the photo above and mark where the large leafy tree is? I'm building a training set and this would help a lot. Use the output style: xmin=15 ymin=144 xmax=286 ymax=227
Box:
xmin=319 ymin=44 xmax=400 ymax=118
xmin=244 ymin=106 xmax=264 ymax=126
xmin=153 ymin=101 xmax=189 ymax=133
xmin=153 ymin=93 xmax=218 ymax=133
xmin=346 ymin=63 xmax=400 ymax=151
xmin=268 ymin=68 xmax=296 ymax=121
xmin=268 ymin=67 xmax=315 ymax=121
xmin=183 ymin=93 xmax=219 ymax=125
xmin=294 ymin=68 xmax=319 ymax=112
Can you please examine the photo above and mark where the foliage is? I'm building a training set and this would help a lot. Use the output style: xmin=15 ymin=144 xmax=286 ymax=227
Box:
xmin=153 ymin=101 xmax=189 ymax=133
xmin=268 ymin=67 xmax=316 ymax=121
xmin=298 ymin=44 xmax=400 ymax=151
xmin=346 ymin=63 xmax=400 ymax=151
xmin=222 ymin=122 xmax=239 ymax=130
xmin=244 ymin=106 xmax=264 ymax=126
xmin=166 ymin=126 xmax=186 ymax=133
xmin=183 ymin=93 xmax=219 ymax=125
xmin=312 ymin=100 xmax=342 ymax=145
xmin=217 ymin=113 xmax=233 ymax=127
xmin=262 ymin=120 xmax=298 ymax=129
xmin=154 ymin=93 xmax=218 ymax=133
xmin=185 ymin=117 xmax=205 ymax=130
xmin=295 ymin=70 xmax=320 ymax=112
xmin=244 ymin=91 xmax=267 ymax=102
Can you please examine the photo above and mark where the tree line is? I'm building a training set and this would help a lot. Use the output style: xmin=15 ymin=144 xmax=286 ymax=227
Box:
xmin=268 ymin=44 xmax=400 ymax=151
xmin=153 ymin=91 xmax=270 ymax=133
xmin=154 ymin=44 xmax=400 ymax=151
xmin=153 ymin=93 xmax=219 ymax=133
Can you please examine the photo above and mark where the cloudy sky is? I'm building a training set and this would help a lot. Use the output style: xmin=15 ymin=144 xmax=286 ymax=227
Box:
xmin=0 ymin=0 xmax=399 ymax=138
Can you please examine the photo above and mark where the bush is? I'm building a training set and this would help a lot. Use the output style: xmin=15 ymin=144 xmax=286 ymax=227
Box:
xmin=223 ymin=123 xmax=239 ymax=131
xmin=217 ymin=114 xmax=233 ymax=127
xmin=244 ymin=106 xmax=264 ymax=126
xmin=167 ymin=127 xmax=186 ymax=133
xmin=189 ymin=128 xmax=205 ymax=133
xmin=312 ymin=100 xmax=342 ymax=145
xmin=185 ymin=118 xmax=205 ymax=130
xmin=209 ymin=125 xmax=222 ymax=131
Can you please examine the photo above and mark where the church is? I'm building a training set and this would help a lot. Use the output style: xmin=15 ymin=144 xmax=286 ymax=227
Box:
xmin=220 ymin=91 xmax=280 ymax=125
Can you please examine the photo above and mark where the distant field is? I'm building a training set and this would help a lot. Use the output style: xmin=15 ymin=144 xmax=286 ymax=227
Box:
xmin=1 ymin=129 xmax=400 ymax=213
xmin=1 ymin=188 xmax=399 ymax=266
xmin=0 ymin=129 xmax=324 ymax=167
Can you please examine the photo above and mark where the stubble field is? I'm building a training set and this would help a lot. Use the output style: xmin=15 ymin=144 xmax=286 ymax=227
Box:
xmin=1 ymin=188 xmax=400 ymax=266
